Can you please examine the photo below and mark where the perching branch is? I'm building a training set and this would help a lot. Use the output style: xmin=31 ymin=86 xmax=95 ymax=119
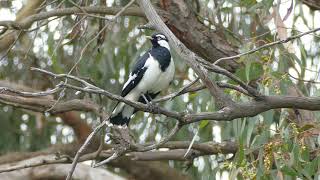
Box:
xmin=32 ymin=67 xmax=183 ymax=120
xmin=3 ymin=66 xmax=320 ymax=125
xmin=137 ymin=0 xmax=235 ymax=109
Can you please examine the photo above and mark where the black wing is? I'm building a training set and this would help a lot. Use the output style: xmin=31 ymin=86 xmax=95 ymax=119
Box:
xmin=121 ymin=51 xmax=150 ymax=97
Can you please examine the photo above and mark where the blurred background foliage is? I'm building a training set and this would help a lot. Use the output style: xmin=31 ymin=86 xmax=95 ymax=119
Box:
xmin=0 ymin=0 xmax=320 ymax=179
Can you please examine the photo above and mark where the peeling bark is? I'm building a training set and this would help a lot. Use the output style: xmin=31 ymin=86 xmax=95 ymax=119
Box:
xmin=303 ymin=0 xmax=320 ymax=10
xmin=0 ymin=0 xmax=45 ymax=53
xmin=159 ymin=0 xmax=239 ymax=72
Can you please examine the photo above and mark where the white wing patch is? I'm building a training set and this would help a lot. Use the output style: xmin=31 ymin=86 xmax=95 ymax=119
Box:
xmin=122 ymin=53 xmax=153 ymax=91
xmin=122 ymin=73 xmax=137 ymax=90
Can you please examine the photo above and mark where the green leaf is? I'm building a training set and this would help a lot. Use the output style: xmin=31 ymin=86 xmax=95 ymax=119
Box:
xmin=199 ymin=120 xmax=209 ymax=129
xmin=298 ymin=124 xmax=315 ymax=132
xmin=246 ymin=117 xmax=256 ymax=146
xmin=281 ymin=165 xmax=298 ymax=176
xmin=234 ymin=66 xmax=247 ymax=83
xmin=248 ymin=62 xmax=263 ymax=81
xmin=240 ymin=0 xmax=257 ymax=6
xmin=248 ymin=0 xmax=273 ymax=12
xmin=245 ymin=61 xmax=251 ymax=82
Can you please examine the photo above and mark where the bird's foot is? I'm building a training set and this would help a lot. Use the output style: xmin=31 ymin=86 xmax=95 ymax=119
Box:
xmin=142 ymin=94 xmax=160 ymax=114
xmin=147 ymin=101 xmax=161 ymax=114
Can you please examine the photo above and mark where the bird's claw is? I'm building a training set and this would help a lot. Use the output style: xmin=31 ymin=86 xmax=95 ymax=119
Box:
xmin=147 ymin=101 xmax=160 ymax=114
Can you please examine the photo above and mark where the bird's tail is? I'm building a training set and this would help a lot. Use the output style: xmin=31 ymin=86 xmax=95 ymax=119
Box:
xmin=110 ymin=92 xmax=159 ymax=125
xmin=110 ymin=102 xmax=134 ymax=125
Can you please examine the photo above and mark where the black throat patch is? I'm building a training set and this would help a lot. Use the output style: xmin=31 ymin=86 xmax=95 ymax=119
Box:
xmin=150 ymin=46 xmax=171 ymax=72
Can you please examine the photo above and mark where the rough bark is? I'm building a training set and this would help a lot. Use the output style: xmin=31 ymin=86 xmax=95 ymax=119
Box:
xmin=159 ymin=0 xmax=239 ymax=72
xmin=303 ymin=0 xmax=320 ymax=10
xmin=0 ymin=142 xmax=192 ymax=180
xmin=59 ymin=112 xmax=92 ymax=143
xmin=0 ymin=80 xmax=95 ymax=143
xmin=1 ymin=162 xmax=125 ymax=180
xmin=111 ymin=159 xmax=190 ymax=180
xmin=0 ymin=0 xmax=44 ymax=53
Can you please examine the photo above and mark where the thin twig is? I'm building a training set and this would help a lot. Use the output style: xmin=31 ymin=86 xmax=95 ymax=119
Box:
xmin=153 ymin=78 xmax=200 ymax=103
xmin=137 ymin=121 xmax=181 ymax=152
xmin=0 ymin=82 xmax=63 ymax=97
xmin=93 ymin=151 xmax=120 ymax=167
xmin=65 ymin=1 xmax=137 ymax=179
xmin=65 ymin=116 xmax=109 ymax=180
xmin=31 ymin=67 xmax=97 ymax=89
xmin=0 ymin=30 xmax=22 ymax=61
xmin=0 ymin=157 xmax=70 ymax=173
xmin=287 ymin=72 xmax=320 ymax=84
xmin=32 ymin=68 xmax=183 ymax=120
xmin=184 ymin=129 xmax=198 ymax=157
xmin=213 ymin=27 xmax=320 ymax=65
xmin=202 ymin=63 xmax=261 ymax=98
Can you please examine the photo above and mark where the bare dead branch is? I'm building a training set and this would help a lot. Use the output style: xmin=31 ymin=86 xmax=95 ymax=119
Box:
xmin=153 ymin=78 xmax=200 ymax=103
xmin=0 ymin=93 xmax=101 ymax=115
xmin=202 ymin=64 xmax=261 ymax=98
xmin=66 ymin=116 xmax=109 ymax=180
xmin=136 ymin=121 xmax=182 ymax=152
xmin=0 ymin=81 xmax=63 ymax=97
xmin=0 ymin=140 xmax=237 ymax=173
xmin=0 ymin=6 xmax=146 ymax=34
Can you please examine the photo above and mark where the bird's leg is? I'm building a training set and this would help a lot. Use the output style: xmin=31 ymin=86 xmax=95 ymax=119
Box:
xmin=142 ymin=94 xmax=157 ymax=113
xmin=141 ymin=94 xmax=150 ymax=105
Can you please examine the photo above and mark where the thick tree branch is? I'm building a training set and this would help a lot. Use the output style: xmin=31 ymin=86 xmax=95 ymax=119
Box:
xmin=0 ymin=140 xmax=237 ymax=173
xmin=185 ymin=95 xmax=320 ymax=123
xmin=303 ymin=0 xmax=320 ymax=10
xmin=0 ymin=6 xmax=147 ymax=35
xmin=0 ymin=0 xmax=44 ymax=52
xmin=202 ymin=63 xmax=261 ymax=98
xmin=29 ymin=68 xmax=320 ymax=124
xmin=0 ymin=80 xmax=95 ymax=143
xmin=158 ymin=0 xmax=239 ymax=71
xmin=0 ymin=93 xmax=100 ymax=115
xmin=32 ymin=67 xmax=183 ymax=120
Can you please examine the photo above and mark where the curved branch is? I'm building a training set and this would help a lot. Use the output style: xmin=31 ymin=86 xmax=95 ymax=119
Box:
xmin=0 ymin=6 xmax=146 ymax=34
xmin=29 ymin=68 xmax=320 ymax=125
xmin=0 ymin=0 xmax=44 ymax=52
xmin=0 ymin=93 xmax=101 ymax=115
xmin=213 ymin=27 xmax=320 ymax=64
xmin=302 ymin=0 xmax=320 ymax=10
xmin=185 ymin=95 xmax=320 ymax=123
xmin=0 ymin=140 xmax=237 ymax=173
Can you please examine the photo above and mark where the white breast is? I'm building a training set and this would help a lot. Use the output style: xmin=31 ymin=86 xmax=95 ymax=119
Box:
xmin=150 ymin=58 xmax=175 ymax=93
xmin=135 ymin=54 xmax=163 ymax=93
xmin=123 ymin=54 xmax=175 ymax=102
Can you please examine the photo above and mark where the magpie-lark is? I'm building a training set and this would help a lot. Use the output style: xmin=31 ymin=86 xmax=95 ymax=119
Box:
xmin=110 ymin=33 xmax=175 ymax=125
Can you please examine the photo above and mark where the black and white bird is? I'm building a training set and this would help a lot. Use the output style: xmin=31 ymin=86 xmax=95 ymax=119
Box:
xmin=110 ymin=33 xmax=175 ymax=125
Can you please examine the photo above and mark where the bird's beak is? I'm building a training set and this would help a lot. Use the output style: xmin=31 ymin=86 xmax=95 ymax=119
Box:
xmin=145 ymin=36 xmax=153 ymax=40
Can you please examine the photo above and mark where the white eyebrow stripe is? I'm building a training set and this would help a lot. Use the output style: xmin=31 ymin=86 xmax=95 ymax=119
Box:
xmin=156 ymin=34 xmax=166 ymax=39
